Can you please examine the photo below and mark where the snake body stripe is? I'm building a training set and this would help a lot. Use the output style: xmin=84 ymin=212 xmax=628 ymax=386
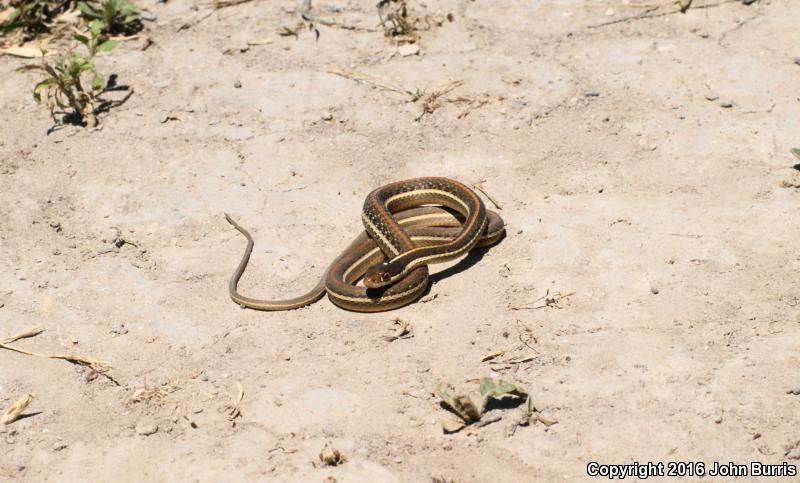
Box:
xmin=361 ymin=177 xmax=486 ymax=288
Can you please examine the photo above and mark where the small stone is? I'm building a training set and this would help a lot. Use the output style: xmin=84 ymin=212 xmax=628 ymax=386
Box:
xmin=397 ymin=43 xmax=420 ymax=57
xmin=135 ymin=419 xmax=159 ymax=436
xmin=109 ymin=324 xmax=128 ymax=336
xmin=584 ymin=91 xmax=600 ymax=97
xmin=795 ymin=57 xmax=800 ymax=66
xmin=233 ymin=80 xmax=242 ymax=89
xmin=321 ymin=111 xmax=333 ymax=121
xmin=605 ymin=7 xmax=614 ymax=15
xmin=719 ymin=100 xmax=734 ymax=108
xmin=52 ymin=442 xmax=67 ymax=452
xmin=714 ymin=412 xmax=723 ymax=424
xmin=650 ymin=286 xmax=659 ymax=295
xmin=786 ymin=387 xmax=800 ymax=395
xmin=786 ymin=448 xmax=800 ymax=460
xmin=704 ymin=92 xmax=719 ymax=101
xmin=441 ymin=418 xmax=466 ymax=434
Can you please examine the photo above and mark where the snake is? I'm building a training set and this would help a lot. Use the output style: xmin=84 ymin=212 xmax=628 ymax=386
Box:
xmin=225 ymin=177 xmax=505 ymax=312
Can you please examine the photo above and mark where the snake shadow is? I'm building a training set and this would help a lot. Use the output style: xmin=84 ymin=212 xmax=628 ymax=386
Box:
xmin=422 ymin=231 xmax=506 ymax=295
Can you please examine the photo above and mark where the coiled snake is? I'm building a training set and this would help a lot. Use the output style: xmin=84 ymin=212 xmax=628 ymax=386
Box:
xmin=225 ymin=177 xmax=505 ymax=312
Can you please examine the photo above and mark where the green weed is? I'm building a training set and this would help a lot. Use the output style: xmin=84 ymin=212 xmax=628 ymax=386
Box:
xmin=33 ymin=20 xmax=128 ymax=126
xmin=77 ymin=0 xmax=141 ymax=37
xmin=0 ymin=0 xmax=74 ymax=37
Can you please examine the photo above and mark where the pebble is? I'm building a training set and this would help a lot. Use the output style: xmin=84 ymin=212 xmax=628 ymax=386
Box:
xmin=397 ymin=43 xmax=420 ymax=56
xmin=52 ymin=442 xmax=68 ymax=452
xmin=787 ymin=448 xmax=800 ymax=460
xmin=135 ymin=419 xmax=159 ymax=436
xmin=794 ymin=57 xmax=800 ymax=66
xmin=786 ymin=387 xmax=800 ymax=395
xmin=321 ymin=111 xmax=333 ymax=121
xmin=650 ymin=286 xmax=659 ymax=295
xmin=714 ymin=412 xmax=723 ymax=424
xmin=704 ymin=92 xmax=720 ymax=101
xmin=719 ymin=100 xmax=734 ymax=108
xmin=584 ymin=91 xmax=600 ymax=97
xmin=233 ymin=80 xmax=242 ymax=89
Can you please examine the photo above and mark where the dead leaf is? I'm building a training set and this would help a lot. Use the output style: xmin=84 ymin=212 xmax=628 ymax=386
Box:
xmin=478 ymin=378 xmax=528 ymax=413
xmin=1 ymin=393 xmax=35 ymax=425
xmin=220 ymin=381 xmax=244 ymax=421
xmin=319 ymin=443 xmax=345 ymax=466
xmin=436 ymin=385 xmax=480 ymax=423
xmin=1 ymin=46 xmax=47 ymax=58
xmin=382 ymin=318 xmax=412 ymax=341
xmin=441 ymin=417 xmax=466 ymax=434
xmin=2 ymin=327 xmax=44 ymax=344
xmin=479 ymin=378 xmax=528 ymax=399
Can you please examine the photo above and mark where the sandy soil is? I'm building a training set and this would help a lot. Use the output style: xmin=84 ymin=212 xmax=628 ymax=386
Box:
xmin=2 ymin=0 xmax=800 ymax=481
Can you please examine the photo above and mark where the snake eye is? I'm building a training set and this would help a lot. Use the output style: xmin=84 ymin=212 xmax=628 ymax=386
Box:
xmin=381 ymin=273 xmax=391 ymax=282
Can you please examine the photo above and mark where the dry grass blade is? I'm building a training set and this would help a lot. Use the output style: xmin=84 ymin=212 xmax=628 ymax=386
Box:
xmin=0 ymin=341 xmax=111 ymax=372
xmin=415 ymin=80 xmax=463 ymax=121
xmin=481 ymin=350 xmax=504 ymax=362
xmin=448 ymin=94 xmax=492 ymax=119
xmin=1 ymin=393 xmax=35 ymax=425
xmin=473 ymin=180 xmax=502 ymax=210
xmin=2 ymin=326 xmax=45 ymax=344
xmin=328 ymin=69 xmax=408 ymax=96
xmin=588 ymin=0 xmax=738 ymax=29
xmin=300 ymin=0 xmax=374 ymax=31
xmin=209 ymin=0 xmax=254 ymax=7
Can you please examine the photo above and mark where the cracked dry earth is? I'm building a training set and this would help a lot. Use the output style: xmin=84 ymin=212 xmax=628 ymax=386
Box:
xmin=1 ymin=0 xmax=800 ymax=481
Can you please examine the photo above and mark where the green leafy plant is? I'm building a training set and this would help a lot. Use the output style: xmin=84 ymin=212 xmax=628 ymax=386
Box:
xmin=0 ymin=0 xmax=74 ymax=37
xmin=77 ymin=0 xmax=141 ymax=37
xmin=33 ymin=20 xmax=126 ymax=126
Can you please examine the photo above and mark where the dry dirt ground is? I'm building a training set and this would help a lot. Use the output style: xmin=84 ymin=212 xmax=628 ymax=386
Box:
xmin=2 ymin=0 xmax=800 ymax=481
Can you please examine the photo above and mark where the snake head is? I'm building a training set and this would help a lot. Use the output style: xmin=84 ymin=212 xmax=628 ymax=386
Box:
xmin=363 ymin=261 xmax=397 ymax=288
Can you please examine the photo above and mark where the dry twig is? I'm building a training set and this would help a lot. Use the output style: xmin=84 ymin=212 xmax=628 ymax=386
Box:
xmin=588 ymin=0 xmax=738 ymax=29
xmin=510 ymin=290 xmax=575 ymax=311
